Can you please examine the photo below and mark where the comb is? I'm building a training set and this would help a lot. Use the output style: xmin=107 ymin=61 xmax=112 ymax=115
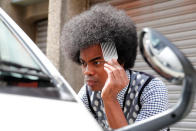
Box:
xmin=100 ymin=42 xmax=118 ymax=62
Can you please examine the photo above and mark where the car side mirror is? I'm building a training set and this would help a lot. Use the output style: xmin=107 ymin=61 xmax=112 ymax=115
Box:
xmin=116 ymin=28 xmax=196 ymax=131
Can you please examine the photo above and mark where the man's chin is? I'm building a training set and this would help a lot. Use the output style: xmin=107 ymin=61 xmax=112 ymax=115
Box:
xmin=88 ymin=85 xmax=102 ymax=91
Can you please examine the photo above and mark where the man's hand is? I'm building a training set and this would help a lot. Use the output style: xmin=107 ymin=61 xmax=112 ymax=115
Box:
xmin=101 ymin=59 xmax=129 ymax=100
xmin=101 ymin=59 xmax=129 ymax=129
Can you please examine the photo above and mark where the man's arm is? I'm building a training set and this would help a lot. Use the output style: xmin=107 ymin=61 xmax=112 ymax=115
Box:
xmin=101 ymin=59 xmax=129 ymax=129
xmin=102 ymin=97 xmax=128 ymax=129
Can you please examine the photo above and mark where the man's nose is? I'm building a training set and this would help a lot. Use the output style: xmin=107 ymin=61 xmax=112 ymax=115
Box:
xmin=83 ymin=65 xmax=95 ymax=76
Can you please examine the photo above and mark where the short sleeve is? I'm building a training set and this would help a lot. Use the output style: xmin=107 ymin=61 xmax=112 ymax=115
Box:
xmin=135 ymin=77 xmax=169 ymax=131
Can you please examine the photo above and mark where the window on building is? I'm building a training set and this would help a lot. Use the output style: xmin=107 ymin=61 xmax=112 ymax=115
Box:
xmin=35 ymin=19 xmax=48 ymax=54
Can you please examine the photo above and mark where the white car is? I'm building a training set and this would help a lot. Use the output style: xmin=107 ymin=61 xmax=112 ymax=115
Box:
xmin=0 ymin=8 xmax=102 ymax=131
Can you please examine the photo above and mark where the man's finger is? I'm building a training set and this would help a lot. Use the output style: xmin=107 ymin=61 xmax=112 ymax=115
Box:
xmin=110 ymin=59 xmax=129 ymax=86
xmin=104 ymin=65 xmax=115 ymax=80
xmin=104 ymin=63 xmax=119 ymax=80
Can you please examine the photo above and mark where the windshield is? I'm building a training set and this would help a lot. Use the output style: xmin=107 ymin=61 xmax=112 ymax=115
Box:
xmin=0 ymin=19 xmax=41 ymax=70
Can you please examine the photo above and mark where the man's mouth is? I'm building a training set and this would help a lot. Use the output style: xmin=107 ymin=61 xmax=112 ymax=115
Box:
xmin=86 ymin=80 xmax=97 ymax=87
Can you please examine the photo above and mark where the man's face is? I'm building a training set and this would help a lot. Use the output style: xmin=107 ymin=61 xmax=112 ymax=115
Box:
xmin=80 ymin=44 xmax=107 ymax=91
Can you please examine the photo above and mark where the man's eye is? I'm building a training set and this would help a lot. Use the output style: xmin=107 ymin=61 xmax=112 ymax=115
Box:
xmin=94 ymin=61 xmax=103 ymax=65
xmin=95 ymin=61 xmax=101 ymax=65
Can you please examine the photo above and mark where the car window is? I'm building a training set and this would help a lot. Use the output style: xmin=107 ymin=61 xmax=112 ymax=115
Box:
xmin=0 ymin=19 xmax=41 ymax=70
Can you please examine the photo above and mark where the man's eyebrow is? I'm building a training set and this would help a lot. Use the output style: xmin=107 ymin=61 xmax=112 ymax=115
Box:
xmin=89 ymin=56 xmax=103 ymax=62
xmin=79 ymin=56 xmax=103 ymax=63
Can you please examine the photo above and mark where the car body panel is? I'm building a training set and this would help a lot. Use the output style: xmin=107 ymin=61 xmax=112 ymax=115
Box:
xmin=0 ymin=93 xmax=102 ymax=131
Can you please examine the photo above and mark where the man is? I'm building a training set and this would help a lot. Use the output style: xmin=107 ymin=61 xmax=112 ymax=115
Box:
xmin=61 ymin=4 xmax=168 ymax=130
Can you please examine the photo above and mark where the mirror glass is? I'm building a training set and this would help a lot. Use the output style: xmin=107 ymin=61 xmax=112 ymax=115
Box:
xmin=139 ymin=28 xmax=184 ymax=84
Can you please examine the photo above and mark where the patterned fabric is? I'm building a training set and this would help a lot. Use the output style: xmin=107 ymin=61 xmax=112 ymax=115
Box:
xmin=123 ymin=71 xmax=153 ymax=124
xmin=78 ymin=70 xmax=168 ymax=131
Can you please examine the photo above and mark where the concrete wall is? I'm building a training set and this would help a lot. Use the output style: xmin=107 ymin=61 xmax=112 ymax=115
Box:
xmin=0 ymin=0 xmax=35 ymax=40
xmin=0 ymin=0 xmax=48 ymax=41
xmin=47 ymin=0 xmax=89 ymax=93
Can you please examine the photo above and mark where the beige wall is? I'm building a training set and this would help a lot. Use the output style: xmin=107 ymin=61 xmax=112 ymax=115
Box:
xmin=47 ymin=0 xmax=89 ymax=93
xmin=0 ymin=0 xmax=48 ymax=41
xmin=0 ymin=0 xmax=35 ymax=40
xmin=25 ymin=1 xmax=48 ymax=23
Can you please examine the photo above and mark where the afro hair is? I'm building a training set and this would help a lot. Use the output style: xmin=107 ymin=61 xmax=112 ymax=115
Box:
xmin=61 ymin=3 xmax=138 ymax=69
